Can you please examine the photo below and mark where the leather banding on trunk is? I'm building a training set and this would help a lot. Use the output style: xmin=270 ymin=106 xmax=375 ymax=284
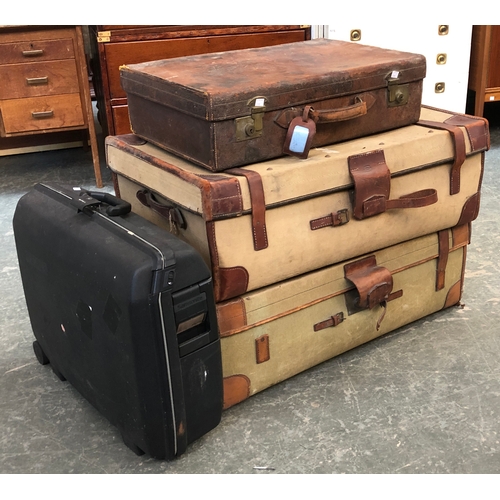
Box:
xmin=206 ymin=221 xmax=250 ymax=301
xmin=223 ymin=375 xmax=251 ymax=410
xmin=417 ymin=119 xmax=467 ymax=195
xmin=452 ymin=224 xmax=471 ymax=247
xmin=444 ymin=113 xmax=490 ymax=152
xmin=457 ymin=192 xmax=481 ymax=226
xmin=436 ymin=230 xmax=450 ymax=291
xmin=444 ymin=280 xmax=463 ymax=308
xmin=217 ymin=299 xmax=247 ymax=337
xmin=225 ymin=168 xmax=268 ymax=251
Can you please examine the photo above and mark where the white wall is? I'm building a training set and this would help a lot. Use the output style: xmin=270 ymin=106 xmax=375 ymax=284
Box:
xmin=313 ymin=24 xmax=473 ymax=113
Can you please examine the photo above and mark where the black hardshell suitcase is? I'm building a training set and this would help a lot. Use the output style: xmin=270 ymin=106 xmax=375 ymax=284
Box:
xmin=13 ymin=183 xmax=223 ymax=460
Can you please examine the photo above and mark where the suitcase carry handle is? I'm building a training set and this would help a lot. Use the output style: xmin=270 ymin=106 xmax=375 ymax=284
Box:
xmin=87 ymin=191 xmax=132 ymax=216
xmin=281 ymin=96 xmax=371 ymax=159
xmin=309 ymin=96 xmax=368 ymax=123
xmin=136 ymin=189 xmax=187 ymax=230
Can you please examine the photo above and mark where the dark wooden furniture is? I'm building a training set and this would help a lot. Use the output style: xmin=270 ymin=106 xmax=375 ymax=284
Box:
xmin=0 ymin=25 xmax=102 ymax=187
xmin=89 ymin=25 xmax=311 ymax=137
xmin=468 ymin=25 xmax=500 ymax=116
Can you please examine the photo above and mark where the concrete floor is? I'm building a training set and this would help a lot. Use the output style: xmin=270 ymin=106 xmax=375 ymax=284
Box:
xmin=1 ymin=105 xmax=500 ymax=475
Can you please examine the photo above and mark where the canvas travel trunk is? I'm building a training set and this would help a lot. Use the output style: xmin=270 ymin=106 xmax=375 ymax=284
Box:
xmin=107 ymin=106 xmax=488 ymax=303
xmin=220 ymin=224 xmax=471 ymax=409
xmin=119 ymin=38 xmax=426 ymax=171
xmin=13 ymin=183 xmax=223 ymax=460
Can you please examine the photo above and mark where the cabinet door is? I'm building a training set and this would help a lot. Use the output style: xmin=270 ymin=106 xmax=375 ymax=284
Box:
xmin=323 ymin=23 xmax=472 ymax=113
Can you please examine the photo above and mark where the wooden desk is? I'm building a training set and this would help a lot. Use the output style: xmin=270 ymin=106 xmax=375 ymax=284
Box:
xmin=0 ymin=25 xmax=102 ymax=187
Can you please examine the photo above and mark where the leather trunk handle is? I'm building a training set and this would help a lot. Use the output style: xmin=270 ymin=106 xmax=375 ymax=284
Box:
xmin=274 ymin=93 xmax=375 ymax=130
xmin=136 ymin=189 xmax=186 ymax=229
xmin=309 ymin=96 xmax=367 ymax=123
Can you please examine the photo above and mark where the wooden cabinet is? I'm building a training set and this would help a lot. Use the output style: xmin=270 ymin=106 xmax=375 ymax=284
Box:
xmin=0 ymin=26 xmax=102 ymax=187
xmin=468 ymin=25 xmax=500 ymax=116
xmin=89 ymin=25 xmax=311 ymax=137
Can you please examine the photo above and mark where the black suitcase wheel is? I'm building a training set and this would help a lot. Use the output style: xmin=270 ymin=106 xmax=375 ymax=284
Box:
xmin=121 ymin=433 xmax=145 ymax=456
xmin=33 ymin=341 xmax=49 ymax=365
xmin=51 ymin=365 xmax=67 ymax=382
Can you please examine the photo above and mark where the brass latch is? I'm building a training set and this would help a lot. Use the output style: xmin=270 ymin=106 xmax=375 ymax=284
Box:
xmin=386 ymin=71 xmax=409 ymax=107
xmin=97 ymin=31 xmax=111 ymax=43
xmin=235 ymin=96 xmax=267 ymax=141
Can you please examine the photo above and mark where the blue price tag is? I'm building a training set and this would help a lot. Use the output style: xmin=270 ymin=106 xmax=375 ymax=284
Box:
xmin=289 ymin=125 xmax=310 ymax=154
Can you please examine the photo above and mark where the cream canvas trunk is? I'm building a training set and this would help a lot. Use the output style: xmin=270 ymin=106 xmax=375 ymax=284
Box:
xmin=219 ymin=225 xmax=470 ymax=409
xmin=106 ymin=106 xmax=488 ymax=303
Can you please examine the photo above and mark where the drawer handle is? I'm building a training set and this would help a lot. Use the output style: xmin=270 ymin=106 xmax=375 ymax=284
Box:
xmin=26 ymin=76 xmax=49 ymax=86
xmin=32 ymin=110 xmax=54 ymax=119
xmin=22 ymin=49 xmax=44 ymax=57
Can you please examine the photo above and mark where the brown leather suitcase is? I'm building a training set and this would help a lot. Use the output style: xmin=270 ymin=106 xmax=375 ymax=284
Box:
xmin=220 ymin=225 xmax=470 ymax=409
xmin=106 ymin=106 xmax=488 ymax=303
xmin=119 ymin=38 xmax=426 ymax=171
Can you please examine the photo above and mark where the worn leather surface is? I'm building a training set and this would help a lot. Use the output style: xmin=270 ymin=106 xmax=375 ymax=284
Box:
xmin=121 ymin=38 xmax=426 ymax=170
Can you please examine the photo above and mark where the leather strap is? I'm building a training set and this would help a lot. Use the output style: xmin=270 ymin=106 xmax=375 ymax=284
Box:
xmin=226 ymin=168 xmax=268 ymax=251
xmin=310 ymin=209 xmax=349 ymax=230
xmin=313 ymin=312 xmax=344 ymax=332
xmin=436 ymin=229 xmax=450 ymax=291
xmin=385 ymin=189 xmax=438 ymax=210
xmin=348 ymin=150 xmax=438 ymax=219
xmin=417 ymin=119 xmax=467 ymax=195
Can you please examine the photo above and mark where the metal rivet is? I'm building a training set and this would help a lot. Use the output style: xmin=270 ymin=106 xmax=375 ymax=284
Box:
xmin=436 ymin=53 xmax=447 ymax=65
xmin=435 ymin=82 xmax=446 ymax=93
xmin=438 ymin=25 xmax=449 ymax=36
xmin=350 ymin=29 xmax=361 ymax=42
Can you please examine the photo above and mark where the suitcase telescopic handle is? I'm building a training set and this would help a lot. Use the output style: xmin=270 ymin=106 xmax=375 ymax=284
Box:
xmin=87 ymin=191 xmax=132 ymax=216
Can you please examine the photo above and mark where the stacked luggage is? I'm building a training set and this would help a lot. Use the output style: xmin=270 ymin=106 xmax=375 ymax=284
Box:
xmin=111 ymin=39 xmax=489 ymax=409
xmin=14 ymin=38 xmax=489 ymax=459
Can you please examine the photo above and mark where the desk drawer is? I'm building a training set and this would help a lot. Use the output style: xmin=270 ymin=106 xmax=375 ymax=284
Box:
xmin=0 ymin=38 xmax=75 ymax=64
xmin=0 ymin=94 xmax=84 ymax=135
xmin=0 ymin=60 xmax=80 ymax=99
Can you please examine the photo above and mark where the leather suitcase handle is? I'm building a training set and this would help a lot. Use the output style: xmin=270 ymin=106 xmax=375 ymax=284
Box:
xmin=136 ymin=189 xmax=186 ymax=229
xmin=275 ymin=94 xmax=375 ymax=130
xmin=309 ymin=96 xmax=367 ymax=123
